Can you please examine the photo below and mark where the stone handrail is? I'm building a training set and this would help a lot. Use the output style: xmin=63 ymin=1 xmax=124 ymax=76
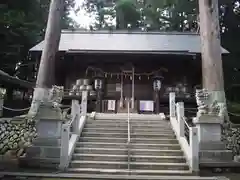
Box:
xmin=59 ymin=99 xmax=87 ymax=170
xmin=169 ymin=92 xmax=199 ymax=172
xmin=127 ymin=100 xmax=131 ymax=172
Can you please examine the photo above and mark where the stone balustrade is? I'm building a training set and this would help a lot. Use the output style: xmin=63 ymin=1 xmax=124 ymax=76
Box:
xmin=169 ymin=92 xmax=199 ymax=172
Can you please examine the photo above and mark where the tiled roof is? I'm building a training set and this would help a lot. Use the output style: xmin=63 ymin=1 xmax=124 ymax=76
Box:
xmin=30 ymin=30 xmax=229 ymax=54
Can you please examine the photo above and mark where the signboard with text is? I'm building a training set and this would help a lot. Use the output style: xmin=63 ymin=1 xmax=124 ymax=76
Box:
xmin=108 ymin=100 xmax=116 ymax=111
xmin=139 ymin=100 xmax=154 ymax=112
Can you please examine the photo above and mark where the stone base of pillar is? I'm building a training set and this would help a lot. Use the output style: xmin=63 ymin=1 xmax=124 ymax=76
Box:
xmin=20 ymin=103 xmax=66 ymax=169
xmin=193 ymin=115 xmax=233 ymax=163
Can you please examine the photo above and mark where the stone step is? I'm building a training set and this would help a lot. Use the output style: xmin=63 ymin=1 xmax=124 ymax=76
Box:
xmin=79 ymin=137 xmax=178 ymax=144
xmin=82 ymin=128 xmax=174 ymax=134
xmin=95 ymin=115 xmax=165 ymax=120
xmin=85 ymin=123 xmax=172 ymax=129
xmin=32 ymin=138 xmax=61 ymax=147
xmin=92 ymin=119 xmax=168 ymax=122
xmin=87 ymin=120 xmax=170 ymax=126
xmin=25 ymin=146 xmax=60 ymax=159
xmin=81 ymin=132 xmax=175 ymax=138
xmin=72 ymin=153 xmax=186 ymax=163
xmin=19 ymin=157 xmax=59 ymax=169
xmin=76 ymin=142 xmax=181 ymax=150
xmin=200 ymin=150 xmax=233 ymax=162
xmin=74 ymin=148 xmax=183 ymax=156
xmin=67 ymin=168 xmax=194 ymax=176
xmin=0 ymin=172 xmax=225 ymax=180
xmin=70 ymin=161 xmax=189 ymax=171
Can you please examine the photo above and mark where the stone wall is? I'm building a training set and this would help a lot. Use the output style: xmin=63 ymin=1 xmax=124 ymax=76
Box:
xmin=222 ymin=116 xmax=240 ymax=156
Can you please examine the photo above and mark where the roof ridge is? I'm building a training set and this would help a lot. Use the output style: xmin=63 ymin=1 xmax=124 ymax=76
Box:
xmin=61 ymin=29 xmax=199 ymax=36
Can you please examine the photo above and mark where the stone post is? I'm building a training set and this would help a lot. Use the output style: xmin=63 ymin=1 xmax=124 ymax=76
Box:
xmin=176 ymin=102 xmax=185 ymax=137
xmin=169 ymin=92 xmax=176 ymax=118
xmin=0 ymin=98 xmax=3 ymax=117
xmin=189 ymin=127 xmax=199 ymax=172
xmin=0 ymin=88 xmax=6 ymax=117
xmin=71 ymin=99 xmax=80 ymax=134
xmin=81 ymin=91 xmax=88 ymax=116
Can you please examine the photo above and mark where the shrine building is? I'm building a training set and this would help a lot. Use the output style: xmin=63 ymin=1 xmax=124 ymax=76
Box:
xmin=29 ymin=30 xmax=229 ymax=114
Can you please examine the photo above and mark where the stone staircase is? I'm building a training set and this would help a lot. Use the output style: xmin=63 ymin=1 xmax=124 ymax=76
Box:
xmin=68 ymin=115 xmax=192 ymax=176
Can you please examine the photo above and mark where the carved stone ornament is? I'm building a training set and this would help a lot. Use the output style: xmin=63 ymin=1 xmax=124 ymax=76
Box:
xmin=49 ymin=85 xmax=64 ymax=108
xmin=196 ymin=89 xmax=210 ymax=116
xmin=195 ymin=89 xmax=225 ymax=117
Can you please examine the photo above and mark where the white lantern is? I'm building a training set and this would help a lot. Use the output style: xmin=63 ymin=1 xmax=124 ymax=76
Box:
xmin=94 ymin=77 xmax=103 ymax=90
xmin=0 ymin=88 xmax=6 ymax=99
xmin=153 ymin=79 xmax=162 ymax=91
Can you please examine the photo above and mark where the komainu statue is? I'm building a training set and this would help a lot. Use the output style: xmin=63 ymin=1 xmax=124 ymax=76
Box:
xmin=196 ymin=89 xmax=226 ymax=117
xmin=49 ymin=85 xmax=64 ymax=108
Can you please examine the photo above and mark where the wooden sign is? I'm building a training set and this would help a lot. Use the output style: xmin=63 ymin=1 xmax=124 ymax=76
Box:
xmin=139 ymin=100 xmax=154 ymax=112
xmin=108 ymin=100 xmax=116 ymax=111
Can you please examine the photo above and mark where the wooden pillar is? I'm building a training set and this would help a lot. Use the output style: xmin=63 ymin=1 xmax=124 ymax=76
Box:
xmin=198 ymin=0 xmax=226 ymax=103
xmin=120 ymin=72 xmax=124 ymax=108
xmin=96 ymin=90 xmax=102 ymax=113
xmin=155 ymin=92 xmax=160 ymax=114
xmin=131 ymin=66 xmax=135 ymax=109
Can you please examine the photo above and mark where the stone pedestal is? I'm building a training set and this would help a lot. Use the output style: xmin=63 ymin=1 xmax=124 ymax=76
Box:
xmin=194 ymin=115 xmax=223 ymax=148
xmin=21 ymin=104 xmax=65 ymax=169
xmin=193 ymin=115 xmax=233 ymax=163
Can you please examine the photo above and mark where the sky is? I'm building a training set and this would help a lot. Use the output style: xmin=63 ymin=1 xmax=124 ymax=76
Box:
xmin=69 ymin=0 xmax=93 ymax=29
xmin=69 ymin=0 xmax=116 ymax=29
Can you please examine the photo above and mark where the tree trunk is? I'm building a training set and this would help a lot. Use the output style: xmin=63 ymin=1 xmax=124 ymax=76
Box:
xmin=28 ymin=0 xmax=64 ymax=115
xmin=36 ymin=0 xmax=64 ymax=88
xmin=198 ymin=0 xmax=226 ymax=103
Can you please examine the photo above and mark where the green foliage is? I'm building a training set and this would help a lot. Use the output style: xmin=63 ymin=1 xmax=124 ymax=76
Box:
xmin=115 ymin=0 xmax=140 ymax=29
xmin=0 ymin=0 xmax=75 ymax=83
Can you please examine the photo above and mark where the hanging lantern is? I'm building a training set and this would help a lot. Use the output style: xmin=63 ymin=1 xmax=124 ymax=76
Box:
xmin=127 ymin=24 xmax=132 ymax=29
xmin=0 ymin=88 xmax=6 ymax=99
xmin=153 ymin=75 xmax=163 ymax=92
xmin=175 ymin=87 xmax=180 ymax=93
xmin=139 ymin=76 xmax=141 ymax=80
xmin=146 ymin=24 xmax=151 ymax=28
xmin=94 ymin=74 xmax=104 ymax=90
xmin=130 ymin=76 xmax=132 ymax=80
